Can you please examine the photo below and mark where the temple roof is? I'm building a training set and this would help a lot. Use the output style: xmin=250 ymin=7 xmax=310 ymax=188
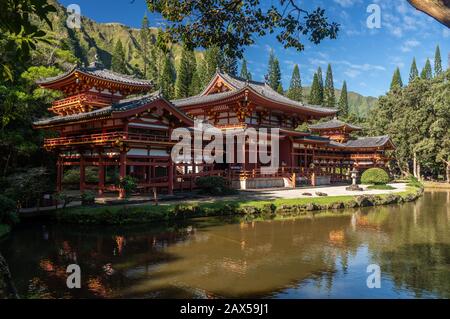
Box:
xmin=172 ymin=71 xmax=337 ymax=116
xmin=37 ymin=64 xmax=153 ymax=88
xmin=344 ymin=135 xmax=394 ymax=148
xmin=34 ymin=91 xmax=192 ymax=127
xmin=327 ymin=135 xmax=394 ymax=149
xmin=309 ymin=119 xmax=362 ymax=131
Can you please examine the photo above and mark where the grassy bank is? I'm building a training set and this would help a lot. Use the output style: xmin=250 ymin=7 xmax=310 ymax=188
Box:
xmin=0 ymin=224 xmax=11 ymax=239
xmin=56 ymin=185 xmax=424 ymax=225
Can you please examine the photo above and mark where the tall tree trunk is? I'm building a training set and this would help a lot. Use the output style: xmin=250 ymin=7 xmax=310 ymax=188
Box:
xmin=417 ymin=162 xmax=421 ymax=181
xmin=413 ymin=153 xmax=417 ymax=178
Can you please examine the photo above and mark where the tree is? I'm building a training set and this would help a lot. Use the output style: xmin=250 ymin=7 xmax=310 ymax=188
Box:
xmin=308 ymin=73 xmax=322 ymax=105
xmin=267 ymin=50 xmax=281 ymax=91
xmin=338 ymin=81 xmax=349 ymax=118
xmin=277 ymin=83 xmax=284 ymax=95
xmin=140 ymin=14 xmax=151 ymax=78
xmin=409 ymin=58 xmax=419 ymax=82
xmin=111 ymin=40 xmax=127 ymax=74
xmin=203 ymin=46 xmax=221 ymax=84
xmin=189 ymin=67 xmax=203 ymax=96
xmin=317 ymin=67 xmax=324 ymax=104
xmin=287 ymin=64 xmax=303 ymax=102
xmin=159 ymin=55 xmax=175 ymax=99
xmin=390 ymin=67 xmax=403 ymax=90
xmin=434 ymin=45 xmax=442 ymax=76
xmin=407 ymin=0 xmax=450 ymax=28
xmin=368 ymin=70 xmax=450 ymax=181
xmin=222 ymin=51 xmax=237 ymax=75
xmin=421 ymin=59 xmax=433 ymax=80
xmin=0 ymin=0 xmax=56 ymax=82
xmin=147 ymin=0 xmax=339 ymax=59
xmin=323 ymin=64 xmax=335 ymax=107
xmin=240 ymin=59 xmax=252 ymax=80
xmin=175 ymin=46 xmax=196 ymax=99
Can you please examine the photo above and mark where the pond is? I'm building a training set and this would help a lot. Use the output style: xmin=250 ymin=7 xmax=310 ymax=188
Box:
xmin=1 ymin=190 xmax=449 ymax=299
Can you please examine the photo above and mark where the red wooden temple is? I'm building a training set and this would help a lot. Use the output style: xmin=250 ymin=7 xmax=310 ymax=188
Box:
xmin=34 ymin=63 xmax=395 ymax=197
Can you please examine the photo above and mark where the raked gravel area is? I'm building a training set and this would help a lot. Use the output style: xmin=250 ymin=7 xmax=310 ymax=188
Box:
xmin=240 ymin=183 xmax=408 ymax=200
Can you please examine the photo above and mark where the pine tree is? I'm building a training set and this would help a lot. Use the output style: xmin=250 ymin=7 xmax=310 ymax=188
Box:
xmin=189 ymin=67 xmax=203 ymax=95
xmin=111 ymin=39 xmax=127 ymax=74
xmin=338 ymin=81 xmax=349 ymax=118
xmin=286 ymin=64 xmax=303 ymax=102
xmin=323 ymin=64 xmax=335 ymax=107
xmin=240 ymin=58 xmax=251 ymax=80
xmin=159 ymin=55 xmax=175 ymax=99
xmin=277 ymin=83 xmax=284 ymax=95
xmin=222 ymin=52 xmax=237 ymax=75
xmin=421 ymin=59 xmax=432 ymax=80
xmin=390 ymin=67 xmax=403 ymax=90
xmin=434 ymin=45 xmax=442 ymax=76
xmin=175 ymin=46 xmax=195 ymax=98
xmin=140 ymin=14 xmax=150 ymax=78
xmin=316 ymin=66 xmax=324 ymax=104
xmin=309 ymin=73 xmax=322 ymax=105
xmin=267 ymin=50 xmax=281 ymax=91
xmin=204 ymin=46 xmax=221 ymax=82
xmin=409 ymin=58 xmax=419 ymax=82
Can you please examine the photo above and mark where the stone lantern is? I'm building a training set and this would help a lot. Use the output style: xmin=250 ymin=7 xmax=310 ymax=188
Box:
xmin=346 ymin=168 xmax=363 ymax=191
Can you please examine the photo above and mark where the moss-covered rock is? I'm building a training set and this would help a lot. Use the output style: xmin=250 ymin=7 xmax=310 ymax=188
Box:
xmin=330 ymin=202 xmax=345 ymax=210
xmin=356 ymin=195 xmax=374 ymax=207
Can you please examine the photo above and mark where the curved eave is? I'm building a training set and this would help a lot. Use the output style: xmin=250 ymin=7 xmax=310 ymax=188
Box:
xmin=178 ymin=86 xmax=337 ymax=117
xmin=38 ymin=69 xmax=153 ymax=90
xmin=310 ymin=124 xmax=362 ymax=132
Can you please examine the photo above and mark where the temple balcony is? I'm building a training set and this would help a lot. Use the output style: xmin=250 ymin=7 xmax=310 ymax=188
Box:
xmin=48 ymin=92 xmax=119 ymax=116
xmin=44 ymin=132 xmax=171 ymax=149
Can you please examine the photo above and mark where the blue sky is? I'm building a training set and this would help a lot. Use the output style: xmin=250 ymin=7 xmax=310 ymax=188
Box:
xmin=60 ymin=0 xmax=449 ymax=97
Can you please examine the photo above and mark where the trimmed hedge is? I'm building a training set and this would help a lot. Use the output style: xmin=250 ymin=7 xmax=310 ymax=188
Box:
xmin=361 ymin=168 xmax=390 ymax=185
xmin=195 ymin=176 xmax=236 ymax=195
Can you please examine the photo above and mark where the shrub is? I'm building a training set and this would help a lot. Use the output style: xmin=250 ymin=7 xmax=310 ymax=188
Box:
xmin=0 ymin=195 xmax=19 ymax=225
xmin=117 ymin=176 xmax=137 ymax=198
xmin=361 ymin=168 xmax=390 ymax=185
xmin=81 ymin=191 xmax=96 ymax=206
xmin=195 ymin=176 xmax=235 ymax=195
xmin=63 ymin=167 xmax=98 ymax=185
xmin=406 ymin=175 xmax=423 ymax=188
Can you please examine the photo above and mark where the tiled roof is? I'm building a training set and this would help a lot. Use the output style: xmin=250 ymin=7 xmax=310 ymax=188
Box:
xmin=344 ymin=135 xmax=393 ymax=148
xmin=172 ymin=71 xmax=337 ymax=115
xmin=37 ymin=65 xmax=153 ymax=87
xmin=309 ymin=119 xmax=362 ymax=130
xmin=34 ymin=92 xmax=162 ymax=126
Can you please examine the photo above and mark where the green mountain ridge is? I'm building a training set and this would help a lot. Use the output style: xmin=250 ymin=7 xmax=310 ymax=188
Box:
xmin=37 ymin=0 xmax=377 ymax=116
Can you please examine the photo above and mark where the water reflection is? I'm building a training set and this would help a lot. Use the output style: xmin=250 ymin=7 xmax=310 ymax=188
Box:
xmin=1 ymin=191 xmax=449 ymax=299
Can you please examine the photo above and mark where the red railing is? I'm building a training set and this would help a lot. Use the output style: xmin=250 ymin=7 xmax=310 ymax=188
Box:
xmin=51 ymin=92 xmax=114 ymax=108
xmin=44 ymin=132 xmax=170 ymax=148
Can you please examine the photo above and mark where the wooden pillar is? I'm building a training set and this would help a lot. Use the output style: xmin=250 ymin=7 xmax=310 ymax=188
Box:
xmin=98 ymin=151 xmax=105 ymax=196
xmin=119 ymin=148 xmax=127 ymax=199
xmin=80 ymin=153 xmax=86 ymax=193
xmin=56 ymin=156 xmax=63 ymax=193
xmin=168 ymin=160 xmax=174 ymax=195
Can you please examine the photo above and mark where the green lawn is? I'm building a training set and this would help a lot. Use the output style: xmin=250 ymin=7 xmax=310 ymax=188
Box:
xmin=367 ymin=184 xmax=396 ymax=190
xmin=57 ymin=185 xmax=423 ymax=225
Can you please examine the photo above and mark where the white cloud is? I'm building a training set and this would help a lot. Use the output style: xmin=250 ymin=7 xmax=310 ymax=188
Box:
xmin=401 ymin=39 xmax=421 ymax=52
xmin=444 ymin=28 xmax=450 ymax=38
xmin=333 ymin=0 xmax=361 ymax=7
xmin=344 ymin=69 xmax=361 ymax=78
